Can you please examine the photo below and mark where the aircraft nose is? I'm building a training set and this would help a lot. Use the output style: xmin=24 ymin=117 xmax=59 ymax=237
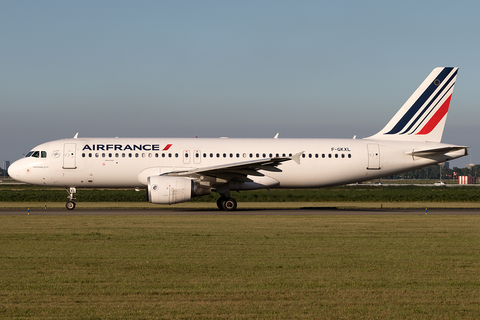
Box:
xmin=7 ymin=161 xmax=22 ymax=180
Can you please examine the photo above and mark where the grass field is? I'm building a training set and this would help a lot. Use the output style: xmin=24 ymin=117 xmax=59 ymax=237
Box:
xmin=1 ymin=215 xmax=479 ymax=319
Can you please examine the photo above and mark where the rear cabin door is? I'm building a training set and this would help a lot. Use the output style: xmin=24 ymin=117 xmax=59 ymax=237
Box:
xmin=63 ymin=143 xmax=77 ymax=169
xmin=367 ymin=144 xmax=380 ymax=170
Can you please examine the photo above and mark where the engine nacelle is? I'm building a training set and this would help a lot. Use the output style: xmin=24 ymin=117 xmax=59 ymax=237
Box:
xmin=146 ymin=176 xmax=210 ymax=204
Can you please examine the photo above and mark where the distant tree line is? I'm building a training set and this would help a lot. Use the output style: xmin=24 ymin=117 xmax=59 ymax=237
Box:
xmin=385 ymin=164 xmax=480 ymax=180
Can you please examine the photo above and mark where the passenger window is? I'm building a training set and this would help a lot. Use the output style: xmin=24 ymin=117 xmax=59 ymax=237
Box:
xmin=96 ymin=153 xmax=99 ymax=158
xmin=341 ymin=154 xmax=345 ymax=158
xmin=348 ymin=154 xmax=352 ymax=158
xmin=249 ymin=153 xmax=253 ymax=158
xmin=82 ymin=153 xmax=86 ymax=158
xmin=335 ymin=154 xmax=338 ymax=158
xmin=89 ymin=153 xmax=92 ymax=158
xmin=302 ymin=154 xmax=305 ymax=158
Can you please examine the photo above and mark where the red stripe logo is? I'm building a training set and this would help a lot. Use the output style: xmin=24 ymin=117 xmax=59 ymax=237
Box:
xmin=162 ymin=144 xmax=173 ymax=151
xmin=416 ymin=95 xmax=452 ymax=135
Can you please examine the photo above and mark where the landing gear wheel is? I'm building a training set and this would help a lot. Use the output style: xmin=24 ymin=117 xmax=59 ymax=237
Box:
xmin=65 ymin=187 xmax=77 ymax=210
xmin=222 ymin=197 xmax=237 ymax=211
xmin=66 ymin=201 xmax=76 ymax=210
xmin=217 ymin=197 xmax=226 ymax=210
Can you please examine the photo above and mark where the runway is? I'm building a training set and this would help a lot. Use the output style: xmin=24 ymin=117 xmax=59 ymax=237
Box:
xmin=1 ymin=208 xmax=480 ymax=215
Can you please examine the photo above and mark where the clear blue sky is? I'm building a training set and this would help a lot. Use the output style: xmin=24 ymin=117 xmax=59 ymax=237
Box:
xmin=1 ymin=1 xmax=479 ymax=168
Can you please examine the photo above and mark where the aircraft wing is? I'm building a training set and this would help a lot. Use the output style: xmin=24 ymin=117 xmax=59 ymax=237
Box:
xmin=163 ymin=151 xmax=304 ymax=182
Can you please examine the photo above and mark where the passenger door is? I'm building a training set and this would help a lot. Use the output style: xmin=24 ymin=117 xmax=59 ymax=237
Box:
xmin=63 ymin=143 xmax=77 ymax=169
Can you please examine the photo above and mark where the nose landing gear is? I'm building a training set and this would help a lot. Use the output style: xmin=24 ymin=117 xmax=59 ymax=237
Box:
xmin=66 ymin=187 xmax=77 ymax=210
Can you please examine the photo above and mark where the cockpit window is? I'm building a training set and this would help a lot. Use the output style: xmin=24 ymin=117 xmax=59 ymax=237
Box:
xmin=25 ymin=150 xmax=47 ymax=158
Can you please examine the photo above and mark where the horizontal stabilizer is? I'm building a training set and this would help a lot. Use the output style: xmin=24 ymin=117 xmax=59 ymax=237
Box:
xmin=405 ymin=146 xmax=468 ymax=158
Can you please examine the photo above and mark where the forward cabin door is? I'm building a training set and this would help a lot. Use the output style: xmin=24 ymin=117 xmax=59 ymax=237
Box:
xmin=63 ymin=143 xmax=77 ymax=169
xmin=367 ymin=144 xmax=380 ymax=170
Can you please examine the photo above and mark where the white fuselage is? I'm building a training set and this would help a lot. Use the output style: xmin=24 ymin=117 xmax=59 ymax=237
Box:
xmin=8 ymin=137 xmax=466 ymax=189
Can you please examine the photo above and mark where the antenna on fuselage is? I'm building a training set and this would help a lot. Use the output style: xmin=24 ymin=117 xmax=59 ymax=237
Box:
xmin=73 ymin=133 xmax=79 ymax=139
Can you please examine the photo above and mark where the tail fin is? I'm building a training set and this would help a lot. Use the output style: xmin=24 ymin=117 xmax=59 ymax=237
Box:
xmin=366 ymin=67 xmax=458 ymax=142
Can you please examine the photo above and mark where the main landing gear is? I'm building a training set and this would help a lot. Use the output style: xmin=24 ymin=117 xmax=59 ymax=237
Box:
xmin=66 ymin=187 xmax=77 ymax=210
xmin=216 ymin=197 xmax=237 ymax=211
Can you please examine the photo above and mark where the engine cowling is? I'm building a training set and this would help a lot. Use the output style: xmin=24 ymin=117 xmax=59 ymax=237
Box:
xmin=146 ymin=176 xmax=210 ymax=204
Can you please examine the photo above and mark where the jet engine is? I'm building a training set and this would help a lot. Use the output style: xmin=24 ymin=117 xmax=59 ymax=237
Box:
xmin=146 ymin=176 xmax=210 ymax=204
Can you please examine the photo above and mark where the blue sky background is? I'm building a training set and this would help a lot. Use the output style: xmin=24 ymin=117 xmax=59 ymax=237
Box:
xmin=1 ymin=1 xmax=479 ymax=168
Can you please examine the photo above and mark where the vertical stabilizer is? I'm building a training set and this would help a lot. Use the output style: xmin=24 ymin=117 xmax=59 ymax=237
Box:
xmin=366 ymin=67 xmax=458 ymax=142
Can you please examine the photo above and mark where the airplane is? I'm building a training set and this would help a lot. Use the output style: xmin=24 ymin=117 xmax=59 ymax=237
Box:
xmin=8 ymin=67 xmax=468 ymax=211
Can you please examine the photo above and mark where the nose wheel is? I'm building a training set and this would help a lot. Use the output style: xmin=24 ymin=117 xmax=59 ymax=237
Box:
xmin=66 ymin=200 xmax=76 ymax=210
xmin=65 ymin=187 xmax=77 ymax=210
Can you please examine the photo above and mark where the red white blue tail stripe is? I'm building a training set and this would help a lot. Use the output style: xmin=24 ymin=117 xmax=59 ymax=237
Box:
xmin=366 ymin=67 xmax=458 ymax=143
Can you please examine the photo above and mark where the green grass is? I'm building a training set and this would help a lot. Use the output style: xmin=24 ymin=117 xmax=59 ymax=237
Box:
xmin=1 ymin=215 xmax=479 ymax=319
